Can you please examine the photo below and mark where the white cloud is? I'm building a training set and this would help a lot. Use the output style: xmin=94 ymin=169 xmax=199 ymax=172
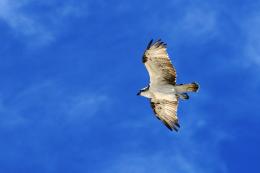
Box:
xmin=243 ymin=12 xmax=260 ymax=67
xmin=0 ymin=0 xmax=88 ymax=46
xmin=101 ymin=91 xmax=229 ymax=173
xmin=177 ymin=8 xmax=217 ymax=38
xmin=64 ymin=93 xmax=110 ymax=123
xmin=102 ymin=144 xmax=227 ymax=173
xmin=101 ymin=134 xmax=228 ymax=173
xmin=156 ymin=3 xmax=218 ymax=43
xmin=0 ymin=98 xmax=27 ymax=128
xmin=0 ymin=80 xmax=111 ymax=128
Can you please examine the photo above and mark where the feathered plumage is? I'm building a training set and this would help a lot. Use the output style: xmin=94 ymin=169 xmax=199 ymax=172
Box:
xmin=138 ymin=39 xmax=199 ymax=131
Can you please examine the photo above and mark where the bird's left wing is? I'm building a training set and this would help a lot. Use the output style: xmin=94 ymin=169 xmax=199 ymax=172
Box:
xmin=142 ymin=39 xmax=176 ymax=87
xmin=150 ymin=99 xmax=180 ymax=131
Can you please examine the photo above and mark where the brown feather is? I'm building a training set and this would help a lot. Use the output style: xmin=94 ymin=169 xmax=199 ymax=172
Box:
xmin=150 ymin=99 xmax=179 ymax=131
xmin=175 ymin=82 xmax=199 ymax=93
xmin=142 ymin=39 xmax=177 ymax=86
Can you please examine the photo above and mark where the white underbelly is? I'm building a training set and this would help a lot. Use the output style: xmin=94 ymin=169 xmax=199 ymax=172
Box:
xmin=150 ymin=85 xmax=177 ymax=101
xmin=153 ymin=91 xmax=177 ymax=101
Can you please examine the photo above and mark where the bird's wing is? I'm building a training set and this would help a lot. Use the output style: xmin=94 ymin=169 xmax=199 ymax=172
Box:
xmin=142 ymin=39 xmax=176 ymax=87
xmin=150 ymin=98 xmax=180 ymax=131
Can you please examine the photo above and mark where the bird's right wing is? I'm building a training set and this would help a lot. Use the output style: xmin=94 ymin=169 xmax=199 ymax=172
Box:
xmin=150 ymin=99 xmax=180 ymax=131
xmin=142 ymin=39 xmax=177 ymax=87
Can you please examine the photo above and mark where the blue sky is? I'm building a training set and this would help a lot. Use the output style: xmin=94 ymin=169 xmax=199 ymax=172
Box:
xmin=0 ymin=0 xmax=259 ymax=172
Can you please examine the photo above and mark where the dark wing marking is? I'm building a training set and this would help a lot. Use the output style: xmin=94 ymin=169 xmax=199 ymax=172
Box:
xmin=150 ymin=99 xmax=180 ymax=131
xmin=142 ymin=39 xmax=177 ymax=86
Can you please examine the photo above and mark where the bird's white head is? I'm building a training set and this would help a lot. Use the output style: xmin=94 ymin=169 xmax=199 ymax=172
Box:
xmin=137 ymin=85 xmax=152 ymax=98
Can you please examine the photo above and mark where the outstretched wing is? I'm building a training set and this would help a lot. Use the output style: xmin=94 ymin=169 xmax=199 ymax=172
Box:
xmin=143 ymin=39 xmax=176 ymax=87
xmin=150 ymin=99 xmax=180 ymax=131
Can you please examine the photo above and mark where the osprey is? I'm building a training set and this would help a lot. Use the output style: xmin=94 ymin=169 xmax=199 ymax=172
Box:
xmin=137 ymin=39 xmax=199 ymax=131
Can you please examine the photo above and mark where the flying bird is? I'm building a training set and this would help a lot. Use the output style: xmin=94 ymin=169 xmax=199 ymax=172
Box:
xmin=137 ymin=39 xmax=199 ymax=131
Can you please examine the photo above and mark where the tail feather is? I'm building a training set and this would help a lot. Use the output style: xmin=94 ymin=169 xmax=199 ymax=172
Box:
xmin=175 ymin=82 xmax=199 ymax=93
xmin=190 ymin=82 xmax=199 ymax=92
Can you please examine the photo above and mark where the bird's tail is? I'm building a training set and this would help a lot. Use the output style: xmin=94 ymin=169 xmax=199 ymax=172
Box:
xmin=174 ymin=82 xmax=199 ymax=93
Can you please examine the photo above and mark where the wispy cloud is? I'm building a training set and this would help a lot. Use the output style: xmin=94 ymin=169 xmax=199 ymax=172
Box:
xmin=243 ymin=12 xmax=260 ymax=67
xmin=0 ymin=0 xmax=88 ymax=46
xmin=102 ymin=133 xmax=228 ymax=173
xmin=0 ymin=98 xmax=27 ymax=128
xmin=0 ymin=80 xmax=111 ymax=128
xmin=174 ymin=7 xmax=217 ymax=40
xmin=64 ymin=93 xmax=110 ymax=123
xmin=153 ymin=2 xmax=218 ymax=44
xmin=100 ymin=90 xmax=230 ymax=173
xmin=101 ymin=133 xmax=228 ymax=173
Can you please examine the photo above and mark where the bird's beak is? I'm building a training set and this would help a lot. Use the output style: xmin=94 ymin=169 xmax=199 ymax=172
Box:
xmin=137 ymin=91 xmax=140 ymax=96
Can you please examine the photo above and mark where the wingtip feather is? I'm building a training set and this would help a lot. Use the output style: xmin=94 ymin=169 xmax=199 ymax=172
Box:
xmin=192 ymin=82 xmax=199 ymax=92
xmin=175 ymin=122 xmax=180 ymax=128
xmin=162 ymin=120 xmax=180 ymax=132
xmin=146 ymin=39 xmax=153 ymax=49
xmin=162 ymin=120 xmax=173 ymax=131
xmin=146 ymin=39 xmax=167 ymax=49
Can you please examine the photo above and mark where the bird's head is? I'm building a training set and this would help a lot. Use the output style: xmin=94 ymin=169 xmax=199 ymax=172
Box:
xmin=137 ymin=85 xmax=151 ymax=98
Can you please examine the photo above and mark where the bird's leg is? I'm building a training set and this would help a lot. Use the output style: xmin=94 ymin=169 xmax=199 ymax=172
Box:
xmin=176 ymin=93 xmax=189 ymax=100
